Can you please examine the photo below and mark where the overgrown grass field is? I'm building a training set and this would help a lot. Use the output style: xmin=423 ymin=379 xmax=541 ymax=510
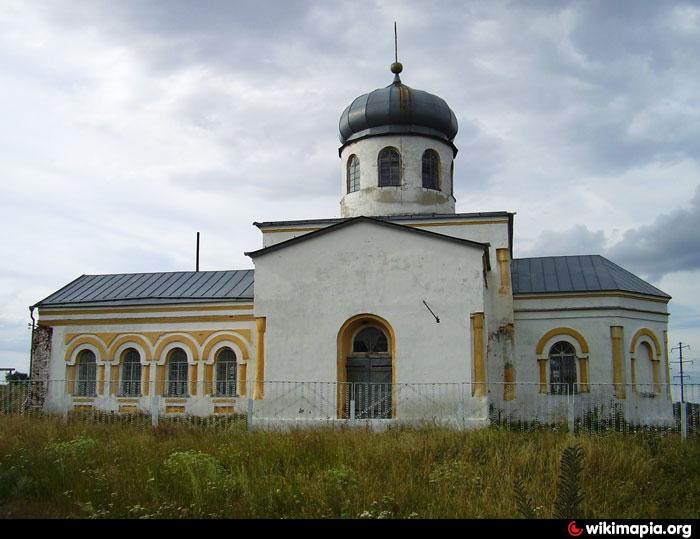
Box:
xmin=0 ymin=416 xmax=698 ymax=518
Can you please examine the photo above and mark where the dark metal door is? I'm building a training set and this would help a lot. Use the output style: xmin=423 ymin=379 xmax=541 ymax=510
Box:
xmin=347 ymin=356 xmax=392 ymax=419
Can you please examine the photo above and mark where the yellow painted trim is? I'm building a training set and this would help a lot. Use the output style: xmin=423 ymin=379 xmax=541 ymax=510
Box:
xmin=239 ymin=363 xmax=247 ymax=396
xmin=153 ymin=334 xmax=200 ymax=361
xmin=119 ymin=405 xmax=138 ymax=413
xmin=40 ymin=315 xmax=255 ymax=327
xmin=496 ymin=248 xmax=511 ymax=294
xmin=189 ymin=364 xmax=198 ymax=396
xmin=212 ymin=398 xmax=235 ymax=404
xmin=515 ymin=292 xmax=669 ymax=304
xmin=578 ymin=356 xmax=590 ymax=393
xmin=64 ymin=335 xmax=108 ymax=362
xmin=503 ymin=363 xmax=516 ymax=401
xmin=156 ymin=365 xmax=165 ymax=396
xmin=664 ymin=331 xmax=671 ymax=399
xmin=72 ymin=397 xmax=94 ymax=403
xmin=471 ymin=313 xmax=486 ymax=397
xmin=117 ymin=398 xmax=139 ymax=403
xmin=214 ymin=405 xmax=235 ymax=414
xmin=537 ymin=358 xmax=547 ymax=394
xmin=110 ymin=365 xmax=119 ymax=396
xmin=165 ymin=398 xmax=187 ymax=404
xmin=65 ymin=332 xmax=119 ymax=347
xmin=43 ymin=304 xmax=253 ymax=316
xmin=629 ymin=328 xmax=662 ymax=357
xmin=73 ymin=405 xmax=93 ymax=411
xmin=536 ymin=327 xmax=590 ymax=355
xmin=336 ymin=313 xmax=397 ymax=418
xmin=253 ymin=317 xmax=267 ymax=400
xmin=97 ymin=365 xmax=105 ymax=395
xmin=611 ymin=326 xmax=626 ymax=399
xmin=204 ymin=364 xmax=214 ymax=396
xmin=142 ymin=364 xmax=150 ymax=396
xmin=143 ymin=332 xmax=166 ymax=346
xmin=201 ymin=332 xmax=251 ymax=360
xmin=165 ymin=405 xmax=185 ymax=414
xmin=108 ymin=334 xmax=153 ymax=362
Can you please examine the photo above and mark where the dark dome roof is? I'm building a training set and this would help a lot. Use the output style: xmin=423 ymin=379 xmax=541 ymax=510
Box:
xmin=339 ymin=70 xmax=458 ymax=147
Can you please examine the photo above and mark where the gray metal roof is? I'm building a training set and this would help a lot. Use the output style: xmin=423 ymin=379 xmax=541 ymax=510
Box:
xmin=35 ymin=270 xmax=254 ymax=308
xmin=339 ymin=70 xmax=458 ymax=149
xmin=511 ymin=255 xmax=670 ymax=299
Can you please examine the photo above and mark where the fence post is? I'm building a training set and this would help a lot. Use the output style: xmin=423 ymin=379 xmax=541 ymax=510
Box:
xmin=247 ymin=397 xmax=254 ymax=431
xmin=681 ymin=401 xmax=687 ymax=441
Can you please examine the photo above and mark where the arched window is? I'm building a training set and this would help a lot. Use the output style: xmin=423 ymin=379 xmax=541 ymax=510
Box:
xmin=422 ymin=149 xmax=440 ymax=190
xmin=120 ymin=348 xmax=142 ymax=397
xmin=352 ymin=327 xmax=388 ymax=354
xmin=636 ymin=341 xmax=654 ymax=393
xmin=347 ymin=155 xmax=360 ymax=193
xmin=76 ymin=350 xmax=97 ymax=397
xmin=215 ymin=348 xmax=237 ymax=397
xmin=549 ymin=341 xmax=577 ymax=395
xmin=378 ymin=147 xmax=401 ymax=187
xmin=167 ymin=348 xmax=188 ymax=397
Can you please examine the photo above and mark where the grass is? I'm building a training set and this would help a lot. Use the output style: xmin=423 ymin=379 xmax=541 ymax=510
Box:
xmin=0 ymin=415 xmax=698 ymax=519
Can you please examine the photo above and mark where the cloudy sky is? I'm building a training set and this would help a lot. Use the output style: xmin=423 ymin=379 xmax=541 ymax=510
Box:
xmin=1 ymin=0 xmax=699 ymax=383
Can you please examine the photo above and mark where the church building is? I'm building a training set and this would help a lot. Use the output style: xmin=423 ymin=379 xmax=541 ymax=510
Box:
xmin=30 ymin=60 xmax=673 ymax=426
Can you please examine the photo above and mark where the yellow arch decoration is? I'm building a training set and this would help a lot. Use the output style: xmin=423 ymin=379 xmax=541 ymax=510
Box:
xmin=336 ymin=313 xmax=397 ymax=418
xmin=64 ymin=335 xmax=108 ymax=362
xmin=536 ymin=327 xmax=590 ymax=355
xmin=201 ymin=332 xmax=251 ymax=361
xmin=153 ymin=334 xmax=200 ymax=361
xmin=108 ymin=334 xmax=154 ymax=362
xmin=629 ymin=328 xmax=662 ymax=357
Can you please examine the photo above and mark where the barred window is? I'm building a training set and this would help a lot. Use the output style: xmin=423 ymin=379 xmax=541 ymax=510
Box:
xmin=120 ymin=348 xmax=142 ymax=397
xmin=378 ymin=147 xmax=401 ymax=187
xmin=422 ymin=149 xmax=440 ymax=190
xmin=167 ymin=348 xmax=188 ymax=397
xmin=215 ymin=348 xmax=237 ymax=397
xmin=76 ymin=350 xmax=97 ymax=397
xmin=347 ymin=155 xmax=360 ymax=193
xmin=353 ymin=327 xmax=388 ymax=354
xmin=549 ymin=341 xmax=577 ymax=395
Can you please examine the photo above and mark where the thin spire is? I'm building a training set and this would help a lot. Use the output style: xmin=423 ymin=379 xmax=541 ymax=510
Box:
xmin=394 ymin=21 xmax=398 ymax=64
xmin=390 ymin=21 xmax=403 ymax=83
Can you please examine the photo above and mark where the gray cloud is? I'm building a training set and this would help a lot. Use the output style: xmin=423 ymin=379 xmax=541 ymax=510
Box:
xmin=3 ymin=0 xmax=700 ymax=371
xmin=608 ymin=185 xmax=700 ymax=280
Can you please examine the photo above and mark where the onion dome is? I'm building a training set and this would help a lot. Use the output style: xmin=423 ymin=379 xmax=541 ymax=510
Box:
xmin=339 ymin=63 xmax=458 ymax=148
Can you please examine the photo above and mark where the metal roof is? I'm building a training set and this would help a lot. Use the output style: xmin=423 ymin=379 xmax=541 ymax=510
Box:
xmin=511 ymin=255 xmax=670 ymax=299
xmin=339 ymin=71 xmax=458 ymax=150
xmin=35 ymin=270 xmax=254 ymax=308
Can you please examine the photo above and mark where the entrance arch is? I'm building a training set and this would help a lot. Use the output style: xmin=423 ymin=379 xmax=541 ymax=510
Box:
xmin=337 ymin=314 xmax=396 ymax=419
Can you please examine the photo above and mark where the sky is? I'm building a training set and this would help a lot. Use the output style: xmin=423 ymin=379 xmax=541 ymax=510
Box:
xmin=1 ymin=0 xmax=699 ymax=383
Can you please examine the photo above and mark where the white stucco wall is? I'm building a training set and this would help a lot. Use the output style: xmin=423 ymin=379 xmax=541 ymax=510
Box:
xmin=252 ymin=220 xmax=487 ymax=386
xmin=339 ymin=135 xmax=456 ymax=217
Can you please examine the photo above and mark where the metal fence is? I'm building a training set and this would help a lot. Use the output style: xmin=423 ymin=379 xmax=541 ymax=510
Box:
xmin=0 ymin=379 xmax=698 ymax=436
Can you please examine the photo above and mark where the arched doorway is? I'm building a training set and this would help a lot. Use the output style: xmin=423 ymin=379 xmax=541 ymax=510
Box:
xmin=337 ymin=314 xmax=395 ymax=419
